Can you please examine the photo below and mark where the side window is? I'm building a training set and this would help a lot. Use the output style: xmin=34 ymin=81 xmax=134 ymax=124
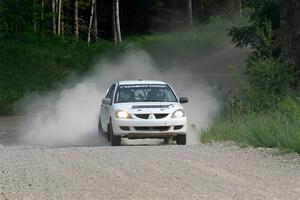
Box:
xmin=106 ymin=84 xmax=116 ymax=100
xmin=109 ymin=84 xmax=116 ymax=100
xmin=105 ymin=88 xmax=111 ymax=99
xmin=106 ymin=84 xmax=113 ymax=99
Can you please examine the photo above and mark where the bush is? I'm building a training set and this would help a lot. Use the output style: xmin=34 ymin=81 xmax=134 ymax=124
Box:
xmin=208 ymin=1 xmax=300 ymax=153
xmin=245 ymin=58 xmax=294 ymax=110
xmin=202 ymin=97 xmax=300 ymax=153
xmin=223 ymin=58 xmax=295 ymax=117
xmin=206 ymin=57 xmax=299 ymax=153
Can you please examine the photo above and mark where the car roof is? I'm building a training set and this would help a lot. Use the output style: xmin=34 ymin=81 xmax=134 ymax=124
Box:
xmin=118 ymin=80 xmax=167 ymax=85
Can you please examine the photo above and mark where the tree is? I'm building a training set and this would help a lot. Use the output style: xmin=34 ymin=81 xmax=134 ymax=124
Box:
xmin=0 ymin=0 xmax=35 ymax=38
xmin=112 ymin=0 xmax=117 ymax=43
xmin=187 ymin=0 xmax=193 ymax=28
xmin=61 ymin=0 xmax=64 ymax=35
xmin=52 ymin=0 xmax=56 ymax=34
xmin=112 ymin=0 xmax=121 ymax=44
xmin=279 ymin=0 xmax=300 ymax=86
xmin=41 ymin=0 xmax=44 ymax=22
xmin=229 ymin=0 xmax=300 ymax=89
xmin=57 ymin=0 xmax=62 ymax=35
xmin=237 ymin=0 xmax=242 ymax=16
xmin=74 ymin=0 xmax=79 ymax=39
xmin=87 ymin=0 xmax=95 ymax=45
xmin=93 ymin=0 xmax=98 ymax=41
xmin=33 ymin=0 xmax=37 ymax=32
xmin=229 ymin=0 xmax=280 ymax=58
xmin=115 ymin=0 xmax=121 ymax=43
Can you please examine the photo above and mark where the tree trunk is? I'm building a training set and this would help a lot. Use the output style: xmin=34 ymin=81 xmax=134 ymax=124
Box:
xmin=238 ymin=0 xmax=242 ymax=16
xmin=280 ymin=0 xmax=300 ymax=88
xmin=61 ymin=1 xmax=64 ymax=35
xmin=93 ymin=0 xmax=98 ymax=41
xmin=88 ymin=0 xmax=95 ymax=45
xmin=57 ymin=0 xmax=62 ymax=35
xmin=74 ymin=0 xmax=79 ymax=40
xmin=199 ymin=0 xmax=205 ymax=21
xmin=112 ymin=0 xmax=118 ymax=44
xmin=52 ymin=0 xmax=56 ymax=34
xmin=33 ymin=0 xmax=37 ymax=32
xmin=115 ymin=0 xmax=122 ymax=43
xmin=41 ymin=0 xmax=44 ymax=21
xmin=41 ymin=0 xmax=44 ymax=33
xmin=187 ymin=0 xmax=193 ymax=28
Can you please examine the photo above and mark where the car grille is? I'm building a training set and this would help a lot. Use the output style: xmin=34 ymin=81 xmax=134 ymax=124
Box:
xmin=120 ymin=126 xmax=130 ymax=131
xmin=174 ymin=125 xmax=183 ymax=130
xmin=134 ymin=113 xmax=169 ymax=119
xmin=135 ymin=114 xmax=150 ymax=119
xmin=154 ymin=114 xmax=168 ymax=119
xmin=134 ymin=126 xmax=171 ymax=131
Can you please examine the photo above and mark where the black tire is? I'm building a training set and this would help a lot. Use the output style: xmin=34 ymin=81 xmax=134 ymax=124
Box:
xmin=98 ymin=117 xmax=110 ymax=141
xmin=98 ymin=117 xmax=103 ymax=135
xmin=176 ymin=135 xmax=186 ymax=145
xmin=164 ymin=138 xmax=170 ymax=144
xmin=107 ymin=126 xmax=111 ymax=142
xmin=108 ymin=123 xmax=121 ymax=146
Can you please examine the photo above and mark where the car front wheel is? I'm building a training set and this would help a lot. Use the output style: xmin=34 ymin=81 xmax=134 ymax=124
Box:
xmin=176 ymin=134 xmax=186 ymax=145
xmin=98 ymin=117 xmax=110 ymax=141
xmin=108 ymin=123 xmax=121 ymax=146
xmin=98 ymin=117 xmax=103 ymax=135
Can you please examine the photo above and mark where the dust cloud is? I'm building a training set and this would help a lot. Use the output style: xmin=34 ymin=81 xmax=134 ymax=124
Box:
xmin=17 ymin=49 xmax=227 ymax=146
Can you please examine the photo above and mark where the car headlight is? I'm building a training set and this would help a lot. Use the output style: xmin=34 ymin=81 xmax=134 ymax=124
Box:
xmin=115 ymin=110 xmax=132 ymax=119
xmin=171 ymin=109 xmax=185 ymax=118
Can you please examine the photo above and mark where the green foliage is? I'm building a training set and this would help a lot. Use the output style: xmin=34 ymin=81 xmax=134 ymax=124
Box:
xmin=206 ymin=0 xmax=300 ymax=153
xmin=226 ymin=2 xmax=295 ymax=114
xmin=0 ymin=18 xmax=235 ymax=114
xmin=209 ymin=4 xmax=298 ymax=150
xmin=0 ymin=0 xmax=36 ymax=38
xmin=0 ymin=34 xmax=118 ymax=114
xmin=224 ymin=58 xmax=294 ymax=116
xmin=245 ymin=58 xmax=294 ymax=110
xmin=229 ymin=0 xmax=280 ymax=58
xmin=280 ymin=0 xmax=300 ymax=82
xmin=202 ymin=97 xmax=300 ymax=153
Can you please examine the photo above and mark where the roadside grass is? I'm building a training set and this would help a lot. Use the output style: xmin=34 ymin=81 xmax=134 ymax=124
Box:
xmin=201 ymin=54 xmax=300 ymax=154
xmin=201 ymin=110 xmax=300 ymax=153
xmin=0 ymin=17 xmax=246 ymax=114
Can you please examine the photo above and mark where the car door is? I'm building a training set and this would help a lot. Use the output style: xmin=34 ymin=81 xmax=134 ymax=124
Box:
xmin=100 ymin=83 xmax=116 ymax=131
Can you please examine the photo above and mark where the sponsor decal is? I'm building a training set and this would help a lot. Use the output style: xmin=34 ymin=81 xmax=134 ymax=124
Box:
xmin=120 ymin=84 xmax=166 ymax=89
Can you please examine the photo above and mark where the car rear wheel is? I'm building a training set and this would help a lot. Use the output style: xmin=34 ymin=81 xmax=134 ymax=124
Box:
xmin=108 ymin=123 xmax=121 ymax=146
xmin=176 ymin=135 xmax=186 ymax=145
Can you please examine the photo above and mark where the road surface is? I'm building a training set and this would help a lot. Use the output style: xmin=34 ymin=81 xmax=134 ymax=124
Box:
xmin=0 ymin=116 xmax=300 ymax=200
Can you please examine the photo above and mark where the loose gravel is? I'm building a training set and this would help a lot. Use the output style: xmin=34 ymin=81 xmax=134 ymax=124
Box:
xmin=0 ymin=116 xmax=300 ymax=200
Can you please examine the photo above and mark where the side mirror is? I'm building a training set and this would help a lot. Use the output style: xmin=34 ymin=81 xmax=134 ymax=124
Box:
xmin=102 ymin=98 xmax=111 ymax=105
xmin=179 ymin=97 xmax=188 ymax=104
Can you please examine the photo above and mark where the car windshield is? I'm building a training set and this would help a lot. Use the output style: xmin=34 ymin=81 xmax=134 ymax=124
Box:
xmin=115 ymin=84 xmax=178 ymax=103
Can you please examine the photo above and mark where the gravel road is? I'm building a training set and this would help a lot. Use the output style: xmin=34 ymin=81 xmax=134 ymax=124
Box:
xmin=1 ymin=116 xmax=300 ymax=200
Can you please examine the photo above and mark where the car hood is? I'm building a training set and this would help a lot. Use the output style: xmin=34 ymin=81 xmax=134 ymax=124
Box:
xmin=113 ymin=102 xmax=183 ymax=114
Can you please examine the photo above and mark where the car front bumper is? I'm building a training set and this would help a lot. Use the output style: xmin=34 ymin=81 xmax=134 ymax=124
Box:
xmin=111 ymin=117 xmax=187 ymax=138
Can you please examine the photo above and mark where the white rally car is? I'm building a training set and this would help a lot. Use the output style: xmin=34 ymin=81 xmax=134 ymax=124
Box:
xmin=98 ymin=80 xmax=188 ymax=146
